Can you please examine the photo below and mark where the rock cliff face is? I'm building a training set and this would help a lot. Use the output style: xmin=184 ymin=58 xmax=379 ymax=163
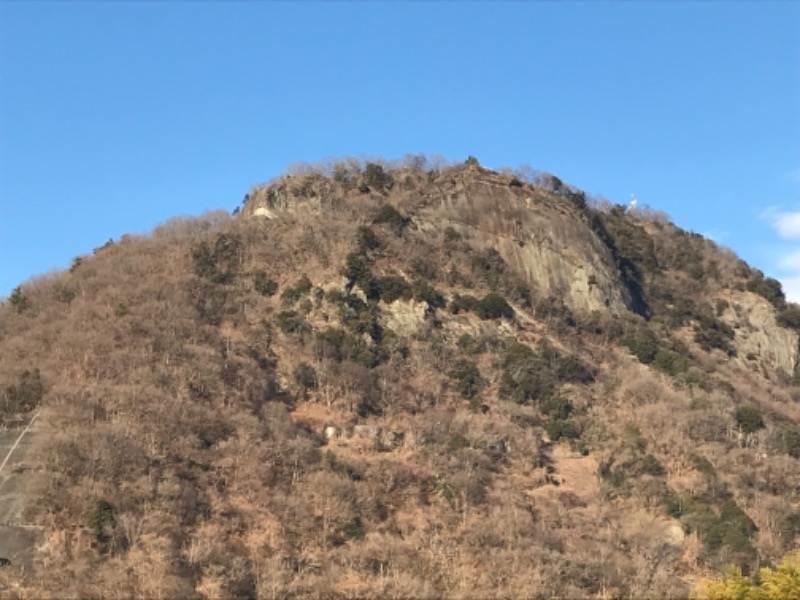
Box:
xmin=417 ymin=171 xmax=632 ymax=316
xmin=723 ymin=291 xmax=799 ymax=377
xmin=243 ymin=167 xmax=634 ymax=316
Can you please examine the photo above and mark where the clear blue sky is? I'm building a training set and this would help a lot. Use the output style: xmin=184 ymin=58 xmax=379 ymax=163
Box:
xmin=2 ymin=2 xmax=799 ymax=299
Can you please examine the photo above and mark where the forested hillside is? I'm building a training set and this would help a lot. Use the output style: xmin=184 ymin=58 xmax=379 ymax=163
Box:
xmin=1 ymin=157 xmax=800 ymax=599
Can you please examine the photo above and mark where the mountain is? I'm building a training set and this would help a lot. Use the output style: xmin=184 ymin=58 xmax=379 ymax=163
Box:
xmin=1 ymin=156 xmax=800 ymax=598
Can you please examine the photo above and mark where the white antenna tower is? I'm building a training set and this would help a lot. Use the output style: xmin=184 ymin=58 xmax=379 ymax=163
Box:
xmin=629 ymin=193 xmax=637 ymax=211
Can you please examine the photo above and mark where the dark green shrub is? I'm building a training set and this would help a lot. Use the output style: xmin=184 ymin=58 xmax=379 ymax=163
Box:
xmin=53 ymin=284 xmax=76 ymax=304
xmin=777 ymin=304 xmax=800 ymax=331
xmin=335 ymin=292 xmax=382 ymax=343
xmin=254 ymin=271 xmax=278 ymax=296
xmin=191 ymin=242 xmax=216 ymax=279
xmin=450 ymin=292 xmax=515 ymax=320
xmin=535 ymin=173 xmax=564 ymax=194
xmin=373 ymin=204 xmax=408 ymax=235
xmin=344 ymin=252 xmax=374 ymax=290
xmin=664 ymin=297 xmax=697 ymax=328
xmin=93 ymin=238 xmax=115 ymax=254
xmin=734 ymin=406 xmax=764 ymax=434
xmin=690 ymin=453 xmax=717 ymax=478
xmin=499 ymin=341 xmax=556 ymax=405
xmin=500 ymin=370 xmax=554 ymax=406
xmin=449 ymin=360 xmax=484 ymax=399
xmin=364 ymin=163 xmax=392 ymax=189
xmin=780 ymin=513 xmax=800 ymax=542
xmin=695 ymin=499 xmax=759 ymax=567
xmin=607 ymin=216 xmax=659 ymax=274
xmin=746 ymin=274 xmax=786 ymax=308
xmin=652 ymin=349 xmax=690 ymax=377
xmin=343 ymin=293 xmax=369 ymax=315
xmin=555 ymin=355 xmax=594 ymax=384
xmin=450 ymin=294 xmax=480 ymax=314
xmin=2 ymin=369 xmax=45 ymax=413
xmin=715 ymin=299 xmax=730 ymax=316
xmin=470 ymin=249 xmax=507 ymax=291
xmin=281 ymin=274 xmax=313 ymax=305
xmin=542 ymin=395 xmax=578 ymax=440
xmin=191 ymin=233 xmax=242 ymax=284
xmin=356 ymin=226 xmax=380 ymax=251
xmin=187 ymin=278 xmax=230 ymax=325
xmin=293 ymin=363 xmax=318 ymax=392
xmin=448 ymin=432 xmax=471 ymax=451
xmin=567 ymin=190 xmax=587 ymax=210
xmin=693 ymin=313 xmax=736 ymax=355
xmin=324 ymin=289 xmax=347 ymax=307
xmin=537 ymin=338 xmax=560 ymax=361
xmin=599 ymin=460 xmax=627 ymax=488
xmin=276 ymin=310 xmax=309 ymax=335
xmin=546 ymin=418 xmax=579 ymax=441
xmin=87 ymin=499 xmax=116 ymax=540
xmin=376 ymin=275 xmax=412 ymax=304
xmin=443 ymin=226 xmax=462 ymax=243
xmin=342 ymin=517 xmax=365 ymax=541
xmin=214 ymin=233 xmax=241 ymax=269
xmin=680 ymin=496 xmax=717 ymax=537
xmin=499 ymin=338 xmax=593 ymax=407
xmin=314 ymin=327 xmax=382 ymax=368
xmin=411 ymin=280 xmax=445 ymax=311
xmin=346 ymin=309 xmax=383 ymax=344
xmin=476 ymin=293 xmax=514 ymax=320
xmin=623 ymin=328 xmax=659 ymax=364
xmin=456 ymin=333 xmax=486 ymax=355
xmin=465 ymin=155 xmax=480 ymax=167
xmin=662 ymin=488 xmax=683 ymax=517
xmin=315 ymin=327 xmax=348 ymax=362
xmin=639 ymin=454 xmax=666 ymax=477
xmin=8 ymin=286 xmax=29 ymax=313
xmin=719 ymin=499 xmax=757 ymax=537
xmin=777 ymin=424 xmax=800 ymax=458
xmin=332 ymin=162 xmax=353 ymax=184
xmin=541 ymin=395 xmax=573 ymax=420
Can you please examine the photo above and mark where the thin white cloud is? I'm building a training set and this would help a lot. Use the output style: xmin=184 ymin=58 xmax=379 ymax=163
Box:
xmin=760 ymin=207 xmax=800 ymax=303
xmin=761 ymin=207 xmax=800 ymax=240
xmin=702 ymin=229 xmax=729 ymax=243
xmin=778 ymin=276 xmax=800 ymax=304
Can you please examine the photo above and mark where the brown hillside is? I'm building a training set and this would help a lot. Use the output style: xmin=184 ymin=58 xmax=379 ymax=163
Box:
xmin=1 ymin=157 xmax=799 ymax=598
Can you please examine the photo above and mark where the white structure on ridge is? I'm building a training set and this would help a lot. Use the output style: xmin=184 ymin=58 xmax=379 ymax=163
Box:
xmin=629 ymin=194 xmax=637 ymax=211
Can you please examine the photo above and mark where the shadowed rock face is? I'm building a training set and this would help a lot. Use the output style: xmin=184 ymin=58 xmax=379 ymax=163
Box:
xmin=243 ymin=168 xmax=635 ymax=317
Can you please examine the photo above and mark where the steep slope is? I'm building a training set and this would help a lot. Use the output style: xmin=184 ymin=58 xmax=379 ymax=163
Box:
xmin=1 ymin=158 xmax=800 ymax=599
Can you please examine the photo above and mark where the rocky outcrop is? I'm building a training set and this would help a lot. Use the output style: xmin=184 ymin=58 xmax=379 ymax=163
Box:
xmin=242 ymin=168 xmax=635 ymax=317
xmin=723 ymin=291 xmax=799 ymax=377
